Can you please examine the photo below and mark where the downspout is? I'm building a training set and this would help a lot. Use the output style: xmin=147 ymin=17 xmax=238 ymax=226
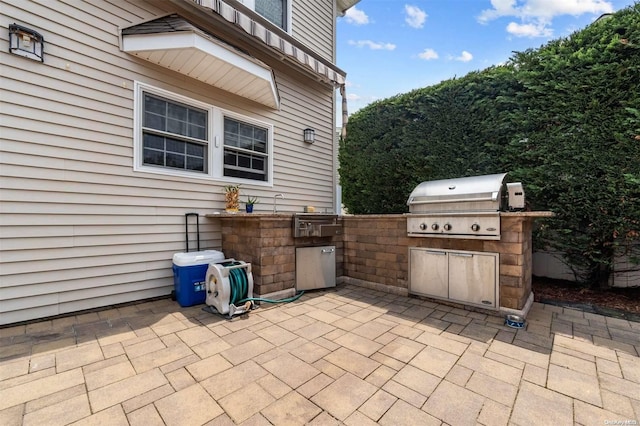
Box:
xmin=340 ymin=84 xmax=348 ymax=139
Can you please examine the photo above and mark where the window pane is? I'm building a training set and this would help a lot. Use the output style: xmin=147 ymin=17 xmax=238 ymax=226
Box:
xmin=143 ymin=148 xmax=164 ymax=166
xmin=166 ymin=153 xmax=185 ymax=169
xmin=189 ymin=123 xmax=206 ymax=140
xmin=254 ymin=140 xmax=267 ymax=154
xmin=168 ymin=103 xmax=187 ymax=121
xmin=186 ymin=156 xmax=204 ymax=171
xmin=224 ymin=118 xmax=238 ymax=134
xmin=166 ymin=139 xmax=184 ymax=154
xmin=186 ymin=142 xmax=204 ymax=157
xmin=238 ymin=153 xmax=251 ymax=168
xmin=239 ymin=136 xmax=254 ymax=150
xmin=253 ymin=157 xmax=265 ymax=171
xmin=254 ymin=127 xmax=267 ymax=141
xmin=144 ymin=133 xmax=164 ymax=150
xmin=239 ymin=123 xmax=253 ymax=138
xmin=167 ymin=118 xmax=186 ymax=135
xmin=145 ymin=112 xmax=165 ymax=132
xmin=144 ymin=95 xmax=166 ymax=114
xmin=190 ymin=109 xmax=206 ymax=125
xmin=225 ymin=132 xmax=239 ymax=148
xmin=256 ymin=0 xmax=285 ymax=29
xmin=224 ymin=151 xmax=237 ymax=166
xmin=224 ymin=168 xmax=268 ymax=181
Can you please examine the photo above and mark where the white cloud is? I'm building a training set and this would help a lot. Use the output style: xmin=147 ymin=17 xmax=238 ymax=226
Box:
xmin=344 ymin=6 xmax=369 ymax=25
xmin=477 ymin=0 xmax=613 ymax=38
xmin=455 ymin=51 xmax=473 ymax=62
xmin=405 ymin=5 xmax=427 ymax=29
xmin=418 ymin=48 xmax=439 ymax=60
xmin=478 ymin=0 xmax=518 ymax=23
xmin=346 ymin=93 xmax=362 ymax=101
xmin=479 ymin=0 xmax=613 ymax=21
xmin=348 ymin=40 xmax=396 ymax=51
xmin=506 ymin=21 xmax=553 ymax=37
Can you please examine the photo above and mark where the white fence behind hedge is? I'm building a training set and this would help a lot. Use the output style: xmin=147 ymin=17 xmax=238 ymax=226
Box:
xmin=533 ymin=251 xmax=640 ymax=288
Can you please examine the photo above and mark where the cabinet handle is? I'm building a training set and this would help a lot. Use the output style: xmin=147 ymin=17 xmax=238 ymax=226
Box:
xmin=321 ymin=248 xmax=335 ymax=254
xmin=451 ymin=253 xmax=473 ymax=257
xmin=424 ymin=250 xmax=446 ymax=255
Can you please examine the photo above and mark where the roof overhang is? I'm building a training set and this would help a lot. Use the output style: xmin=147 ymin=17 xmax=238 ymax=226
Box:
xmin=337 ymin=0 xmax=362 ymax=16
xmin=121 ymin=17 xmax=280 ymax=109
xmin=153 ymin=0 xmax=347 ymax=87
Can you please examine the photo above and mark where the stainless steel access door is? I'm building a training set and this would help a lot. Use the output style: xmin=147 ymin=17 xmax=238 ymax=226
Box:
xmin=295 ymin=246 xmax=336 ymax=290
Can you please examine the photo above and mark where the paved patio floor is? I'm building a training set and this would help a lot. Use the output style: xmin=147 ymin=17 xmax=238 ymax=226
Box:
xmin=1 ymin=284 xmax=639 ymax=425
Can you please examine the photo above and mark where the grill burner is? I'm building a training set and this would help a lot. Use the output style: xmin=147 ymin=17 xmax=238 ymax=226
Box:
xmin=406 ymin=173 xmax=524 ymax=240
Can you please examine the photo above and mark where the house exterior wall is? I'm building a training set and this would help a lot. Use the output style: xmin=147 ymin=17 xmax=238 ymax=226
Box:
xmin=292 ymin=0 xmax=334 ymax=61
xmin=0 ymin=0 xmax=342 ymax=324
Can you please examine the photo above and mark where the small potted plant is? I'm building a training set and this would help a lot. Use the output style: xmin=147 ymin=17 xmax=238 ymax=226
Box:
xmin=245 ymin=196 xmax=259 ymax=213
xmin=223 ymin=184 xmax=241 ymax=212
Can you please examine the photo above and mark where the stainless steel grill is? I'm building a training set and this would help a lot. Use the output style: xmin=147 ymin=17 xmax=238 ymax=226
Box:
xmin=406 ymin=173 xmax=524 ymax=240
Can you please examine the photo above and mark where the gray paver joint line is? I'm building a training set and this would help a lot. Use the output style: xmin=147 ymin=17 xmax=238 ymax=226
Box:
xmin=2 ymin=284 xmax=639 ymax=426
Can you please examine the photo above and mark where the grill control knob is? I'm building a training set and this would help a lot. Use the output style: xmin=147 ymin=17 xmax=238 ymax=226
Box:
xmin=443 ymin=223 xmax=452 ymax=231
xmin=471 ymin=224 xmax=480 ymax=232
xmin=431 ymin=223 xmax=439 ymax=231
xmin=419 ymin=223 xmax=427 ymax=230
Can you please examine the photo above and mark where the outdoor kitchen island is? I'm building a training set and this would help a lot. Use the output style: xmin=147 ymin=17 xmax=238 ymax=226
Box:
xmin=204 ymin=213 xmax=344 ymax=299
xmin=338 ymin=212 xmax=553 ymax=318
xmin=401 ymin=173 xmax=554 ymax=317
xmin=207 ymin=210 xmax=551 ymax=318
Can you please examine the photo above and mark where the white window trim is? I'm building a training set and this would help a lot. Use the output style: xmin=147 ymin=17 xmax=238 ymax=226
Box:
xmin=133 ymin=81 xmax=273 ymax=186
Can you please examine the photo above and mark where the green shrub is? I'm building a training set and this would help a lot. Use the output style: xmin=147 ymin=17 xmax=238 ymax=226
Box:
xmin=339 ymin=4 xmax=640 ymax=287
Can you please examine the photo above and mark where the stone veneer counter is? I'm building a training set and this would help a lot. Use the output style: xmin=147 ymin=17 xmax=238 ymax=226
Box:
xmin=205 ymin=211 xmax=552 ymax=316
xmin=204 ymin=213 xmax=343 ymax=298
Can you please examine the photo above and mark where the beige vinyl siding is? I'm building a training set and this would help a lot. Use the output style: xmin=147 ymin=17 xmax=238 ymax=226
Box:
xmin=292 ymin=0 xmax=335 ymax=62
xmin=0 ymin=0 xmax=339 ymax=324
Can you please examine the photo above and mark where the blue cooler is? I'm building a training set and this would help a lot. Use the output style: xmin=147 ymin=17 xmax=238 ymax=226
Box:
xmin=172 ymin=250 xmax=225 ymax=307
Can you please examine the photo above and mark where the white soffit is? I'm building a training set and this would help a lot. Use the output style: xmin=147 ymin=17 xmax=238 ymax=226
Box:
xmin=122 ymin=27 xmax=279 ymax=109
xmin=337 ymin=0 xmax=361 ymax=16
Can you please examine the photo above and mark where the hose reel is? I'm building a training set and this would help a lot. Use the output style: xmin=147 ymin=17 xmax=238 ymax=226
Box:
xmin=205 ymin=260 xmax=254 ymax=317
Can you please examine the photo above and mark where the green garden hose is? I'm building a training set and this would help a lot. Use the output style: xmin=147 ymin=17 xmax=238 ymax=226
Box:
xmin=237 ymin=291 xmax=304 ymax=304
xmin=223 ymin=260 xmax=304 ymax=306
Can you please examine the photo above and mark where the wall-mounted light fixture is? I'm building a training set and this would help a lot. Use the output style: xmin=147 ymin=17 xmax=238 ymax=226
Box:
xmin=303 ymin=128 xmax=315 ymax=144
xmin=9 ymin=23 xmax=44 ymax=62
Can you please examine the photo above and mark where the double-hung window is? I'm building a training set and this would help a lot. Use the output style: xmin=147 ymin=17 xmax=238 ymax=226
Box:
xmin=135 ymin=82 xmax=272 ymax=185
xmin=223 ymin=117 xmax=269 ymax=181
xmin=142 ymin=94 xmax=208 ymax=173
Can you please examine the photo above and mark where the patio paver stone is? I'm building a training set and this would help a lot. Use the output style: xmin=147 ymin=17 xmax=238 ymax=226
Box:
xmin=1 ymin=284 xmax=639 ymax=426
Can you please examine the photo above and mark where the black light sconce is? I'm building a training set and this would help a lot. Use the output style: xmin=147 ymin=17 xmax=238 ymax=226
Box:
xmin=303 ymin=128 xmax=315 ymax=144
xmin=9 ymin=23 xmax=44 ymax=62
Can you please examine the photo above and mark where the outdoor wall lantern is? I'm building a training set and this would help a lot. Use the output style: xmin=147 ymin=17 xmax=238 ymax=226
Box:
xmin=303 ymin=128 xmax=315 ymax=144
xmin=9 ymin=23 xmax=44 ymax=62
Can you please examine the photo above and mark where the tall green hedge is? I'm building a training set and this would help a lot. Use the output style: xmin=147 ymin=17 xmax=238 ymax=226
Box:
xmin=339 ymin=4 xmax=640 ymax=287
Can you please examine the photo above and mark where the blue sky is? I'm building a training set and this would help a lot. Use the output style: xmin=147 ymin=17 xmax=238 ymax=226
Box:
xmin=336 ymin=0 xmax=637 ymax=117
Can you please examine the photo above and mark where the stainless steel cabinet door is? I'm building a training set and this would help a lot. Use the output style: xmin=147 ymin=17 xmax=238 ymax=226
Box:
xmin=409 ymin=248 xmax=448 ymax=299
xmin=448 ymin=251 xmax=498 ymax=308
xmin=295 ymin=246 xmax=336 ymax=290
